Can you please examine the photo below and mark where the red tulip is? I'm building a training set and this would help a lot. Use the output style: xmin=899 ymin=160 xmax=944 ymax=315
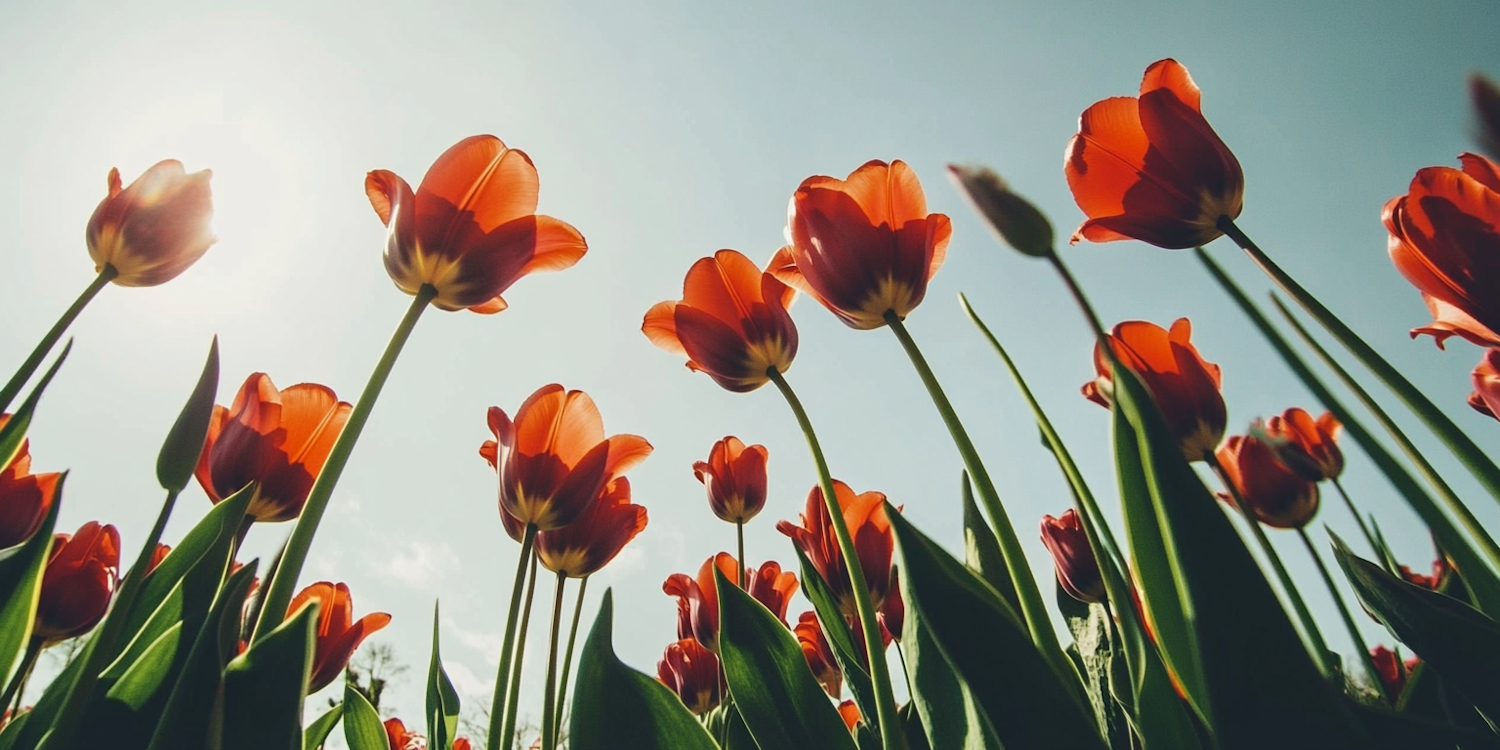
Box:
xmin=453 ymin=739 xmax=472 ymax=750
xmin=483 ymin=385 xmax=651 ymax=531
xmin=1216 ymin=434 xmax=1321 ymax=529
xmin=656 ymin=638 xmax=724 ymax=715
xmin=1470 ymin=349 xmax=1500 ymax=420
xmin=1083 ymin=318 xmax=1226 ymax=461
xmin=288 ymin=581 xmax=391 ymax=692
xmin=777 ymin=480 xmax=903 ymax=639
xmin=771 ymin=159 xmax=952 ymax=329
xmin=86 ymin=160 xmax=215 ymax=286
xmin=1370 ymin=646 xmax=1420 ymax=698
xmin=146 ymin=543 xmax=171 ymax=575
xmin=535 ymin=477 xmax=647 ymax=578
xmin=366 ymin=135 xmax=587 ymax=314
xmin=838 ymin=700 xmax=861 ymax=732
xmin=195 ymin=373 xmax=352 ymax=523
xmin=383 ymin=717 xmax=424 ymax=750
xmin=795 ymin=610 xmax=842 ymax=699
xmin=1039 ymin=509 xmax=1105 ymax=604
xmin=643 ymin=249 xmax=798 ymax=392
xmin=1400 ymin=557 xmax=1448 ymax=590
xmin=692 ymin=436 xmax=769 ymax=524
xmin=663 ymin=553 xmax=798 ymax=652
xmin=1384 ymin=153 xmax=1500 ymax=348
xmin=1259 ymin=408 xmax=1344 ymax=482
xmin=1064 ymin=58 xmax=1244 ymax=249
xmin=34 ymin=521 xmax=120 ymax=645
xmin=0 ymin=443 xmax=60 ymax=550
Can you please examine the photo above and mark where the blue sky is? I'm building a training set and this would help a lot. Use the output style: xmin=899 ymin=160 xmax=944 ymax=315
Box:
xmin=3 ymin=0 xmax=1499 ymax=740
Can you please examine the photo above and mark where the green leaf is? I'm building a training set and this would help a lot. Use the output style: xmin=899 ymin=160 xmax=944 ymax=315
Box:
xmin=792 ymin=547 xmax=876 ymax=725
xmin=703 ymin=702 xmax=757 ymax=750
xmin=427 ymin=603 xmax=461 ymax=749
xmin=889 ymin=505 xmax=1107 ymax=749
xmin=221 ymin=598 xmax=318 ymax=750
xmin=0 ymin=340 xmax=71 ymax=475
xmin=105 ymin=622 xmax=185 ymax=710
xmin=903 ymin=589 xmax=1002 ymax=750
xmin=568 ymin=589 xmax=717 ymax=750
xmin=715 ymin=566 xmax=856 ymax=750
xmin=156 ymin=337 xmax=220 ymax=493
xmin=343 ymin=680 xmax=388 ymax=750
xmin=1061 ymin=596 xmax=1130 ymax=748
xmin=304 ymin=703 xmax=344 ymax=750
xmin=0 ymin=478 xmax=60 ymax=684
xmin=127 ymin=483 xmax=255 ymax=641
xmin=960 ymin=473 xmax=1015 ymax=609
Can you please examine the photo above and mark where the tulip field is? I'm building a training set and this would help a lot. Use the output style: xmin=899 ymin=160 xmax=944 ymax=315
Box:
xmin=4 ymin=7 xmax=1500 ymax=749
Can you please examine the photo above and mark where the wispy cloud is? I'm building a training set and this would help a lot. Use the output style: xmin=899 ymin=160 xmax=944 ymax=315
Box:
xmin=375 ymin=539 xmax=461 ymax=586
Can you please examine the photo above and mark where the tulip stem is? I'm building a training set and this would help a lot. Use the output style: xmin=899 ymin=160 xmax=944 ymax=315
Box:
xmin=542 ymin=571 xmax=567 ymax=750
xmin=1329 ymin=479 xmax=1387 ymax=571
xmin=488 ymin=523 xmax=538 ymax=750
xmin=883 ymin=312 xmax=1076 ymax=688
xmin=252 ymin=285 xmax=434 ymax=645
xmin=0 ymin=637 xmax=42 ymax=717
xmin=736 ymin=521 xmax=746 ymax=590
xmin=1296 ymin=528 xmax=1386 ymax=702
xmin=0 ymin=266 xmax=115 ymax=414
xmin=767 ymin=368 xmax=906 ymax=750
xmin=501 ymin=549 xmax=540 ymax=750
xmin=1207 ymin=454 xmax=1335 ymax=677
xmin=1046 ymin=254 xmax=1109 ymax=341
xmin=553 ymin=575 xmax=588 ymax=742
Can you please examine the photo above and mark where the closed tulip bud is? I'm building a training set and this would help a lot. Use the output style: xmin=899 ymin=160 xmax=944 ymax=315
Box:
xmin=1039 ymin=509 xmax=1105 ymax=604
xmin=1258 ymin=408 xmax=1344 ymax=481
xmin=795 ymin=611 xmax=842 ymax=699
xmin=86 ymin=161 xmax=215 ymax=286
xmin=693 ymin=436 xmax=769 ymax=524
xmin=1216 ymin=434 xmax=1320 ymax=529
xmin=947 ymin=165 xmax=1055 ymax=258
xmin=1470 ymin=349 xmax=1500 ymax=421
xmin=657 ymin=638 xmax=724 ymax=715
xmin=1370 ymin=646 xmax=1420 ymax=698
xmin=1083 ymin=318 xmax=1226 ymax=462
xmin=34 ymin=522 xmax=120 ymax=645
xmin=838 ymin=700 xmax=861 ymax=732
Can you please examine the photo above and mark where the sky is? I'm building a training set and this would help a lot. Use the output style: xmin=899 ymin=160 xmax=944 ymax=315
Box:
xmin=2 ymin=0 xmax=1499 ymax=743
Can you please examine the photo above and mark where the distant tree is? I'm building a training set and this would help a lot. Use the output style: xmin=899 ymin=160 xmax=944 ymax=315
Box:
xmin=342 ymin=641 xmax=409 ymax=713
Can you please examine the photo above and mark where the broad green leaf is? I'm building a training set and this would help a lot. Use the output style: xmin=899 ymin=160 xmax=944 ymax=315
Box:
xmin=105 ymin=622 xmax=184 ymax=710
xmin=127 ymin=484 xmax=255 ymax=640
xmin=702 ymin=702 xmax=757 ymax=750
xmin=156 ymin=336 xmax=220 ymax=493
xmin=903 ymin=589 xmax=1002 ymax=750
xmin=0 ymin=480 xmax=60 ymax=684
xmin=221 ymin=599 xmax=318 ymax=750
xmin=960 ymin=474 xmax=1014 ymax=608
xmin=0 ymin=710 xmax=26 ymax=750
xmin=889 ymin=506 xmax=1107 ymax=750
xmin=792 ymin=547 xmax=876 ymax=726
xmin=715 ymin=566 xmax=856 ymax=750
xmin=568 ymin=590 xmax=717 ymax=750
xmin=304 ymin=703 xmax=343 ymax=750
xmin=0 ymin=340 xmax=71 ymax=472
xmin=900 ymin=701 xmax=932 ymax=750
xmin=426 ymin=603 xmax=460 ymax=749
xmin=343 ymin=681 xmax=388 ymax=750
xmin=1060 ymin=594 xmax=1130 ymax=748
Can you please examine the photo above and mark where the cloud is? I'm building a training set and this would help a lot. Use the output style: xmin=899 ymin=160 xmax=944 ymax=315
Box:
xmin=444 ymin=660 xmax=496 ymax=704
xmin=376 ymin=540 xmax=461 ymax=586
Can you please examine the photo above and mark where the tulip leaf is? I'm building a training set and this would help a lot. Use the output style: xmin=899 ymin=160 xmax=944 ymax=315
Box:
xmin=703 ymin=702 xmax=757 ymax=750
xmin=304 ymin=703 xmax=343 ymax=750
xmin=0 ymin=339 xmax=71 ymax=473
xmin=889 ymin=505 xmax=1108 ymax=749
xmin=127 ymin=483 xmax=255 ymax=640
xmin=569 ymin=589 xmax=717 ymax=750
xmin=105 ymin=622 xmax=185 ymax=710
xmin=427 ymin=603 xmax=461 ymax=750
xmin=792 ymin=546 xmax=877 ymax=726
xmin=0 ymin=711 xmax=26 ymax=750
xmin=343 ymin=681 xmax=388 ymax=750
xmin=156 ymin=336 xmax=219 ymax=493
xmin=221 ymin=599 xmax=318 ymax=750
xmin=715 ymin=566 xmax=856 ymax=750
xmin=0 ymin=483 xmax=59 ymax=684
xmin=1060 ymin=594 xmax=1131 ymax=749
xmin=903 ymin=589 xmax=1002 ymax=750
xmin=960 ymin=473 xmax=1016 ymax=611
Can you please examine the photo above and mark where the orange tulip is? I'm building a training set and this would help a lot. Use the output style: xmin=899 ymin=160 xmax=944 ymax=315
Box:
xmin=366 ymin=135 xmax=587 ymax=313
xmin=663 ymin=553 xmax=798 ymax=652
xmin=34 ymin=521 xmax=120 ymax=645
xmin=1083 ymin=318 xmax=1226 ymax=462
xmin=771 ymin=159 xmax=952 ymax=329
xmin=1039 ymin=509 xmax=1105 ymax=604
xmin=0 ymin=444 xmax=60 ymax=550
xmin=838 ymin=700 xmax=861 ymax=732
xmin=1216 ymin=434 xmax=1320 ymax=529
xmin=693 ymin=436 xmax=769 ymax=523
xmin=85 ymin=160 xmax=215 ymax=286
xmin=535 ymin=477 xmax=647 ymax=577
xmin=1470 ymin=348 xmax=1500 ymax=421
xmin=795 ymin=610 xmax=842 ymax=699
xmin=383 ymin=717 xmax=424 ymax=750
xmin=643 ymin=249 xmax=798 ymax=392
xmin=656 ymin=638 xmax=724 ymax=716
xmin=195 ymin=373 xmax=353 ymax=523
xmin=288 ymin=581 xmax=391 ymax=692
xmin=1064 ymin=58 xmax=1244 ymax=249
xmin=777 ymin=480 xmax=903 ymax=639
xmin=1384 ymin=153 xmax=1500 ymax=348
xmin=145 ymin=543 xmax=171 ymax=576
xmin=1259 ymin=408 xmax=1344 ymax=482
xmin=483 ymin=385 xmax=651 ymax=531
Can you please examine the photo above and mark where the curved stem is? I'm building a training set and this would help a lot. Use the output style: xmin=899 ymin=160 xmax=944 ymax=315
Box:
xmin=502 ymin=550 xmax=541 ymax=750
xmin=1207 ymin=454 xmax=1334 ymax=677
xmin=767 ymin=368 xmax=905 ymax=750
xmin=1329 ymin=479 xmax=1387 ymax=573
xmin=1296 ymin=528 xmax=1385 ymax=702
xmin=0 ymin=267 xmax=114 ymax=414
xmin=736 ymin=521 xmax=746 ymax=590
xmin=541 ymin=572 xmax=567 ymax=750
xmin=1047 ymin=254 xmax=1108 ymax=341
xmin=0 ymin=637 xmax=41 ymax=715
xmin=253 ymin=286 xmax=434 ymax=644
xmin=488 ymin=524 xmax=538 ymax=750
xmin=553 ymin=576 xmax=588 ymax=742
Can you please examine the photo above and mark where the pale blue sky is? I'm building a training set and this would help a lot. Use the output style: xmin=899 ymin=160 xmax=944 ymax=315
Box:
xmin=3 ymin=0 xmax=1499 ymax=739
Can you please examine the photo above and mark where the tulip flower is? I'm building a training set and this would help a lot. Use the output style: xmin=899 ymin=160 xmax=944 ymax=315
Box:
xmin=195 ymin=373 xmax=353 ymax=523
xmin=1370 ymin=646 xmax=1420 ymax=697
xmin=642 ymin=249 xmax=798 ymax=392
xmin=366 ymin=134 xmax=587 ymax=313
xmin=693 ymin=436 xmax=769 ymax=524
xmin=1039 ymin=509 xmax=1105 ymax=604
xmin=483 ymin=385 xmax=651 ymax=531
xmin=288 ymin=581 xmax=391 ymax=692
xmin=663 ymin=553 xmax=798 ymax=652
xmin=1215 ymin=434 xmax=1320 ymax=529
xmin=146 ymin=543 xmax=171 ymax=575
xmin=838 ymin=700 xmax=861 ymax=732
xmin=1064 ymin=58 xmax=1244 ymax=249
xmin=656 ymin=638 xmax=724 ymax=715
xmin=1470 ymin=349 xmax=1500 ymax=420
xmin=1384 ymin=153 xmax=1500 ymax=348
xmin=86 ymin=160 xmax=215 ymax=286
xmin=1400 ymin=557 xmax=1448 ymax=590
xmin=1083 ymin=318 xmax=1226 ymax=462
xmin=771 ymin=159 xmax=952 ymax=329
xmin=0 ymin=447 xmax=60 ymax=550
xmin=384 ymin=717 xmax=424 ymax=750
xmin=34 ymin=521 xmax=120 ymax=645
xmin=1259 ymin=408 xmax=1344 ymax=482
xmin=795 ymin=610 xmax=842 ymax=699
xmin=1472 ymin=74 xmax=1500 ymax=161
xmin=535 ymin=477 xmax=647 ymax=578
xmin=777 ymin=481 xmax=903 ymax=639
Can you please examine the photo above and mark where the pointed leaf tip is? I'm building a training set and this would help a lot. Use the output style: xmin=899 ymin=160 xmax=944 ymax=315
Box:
xmin=157 ymin=337 xmax=220 ymax=492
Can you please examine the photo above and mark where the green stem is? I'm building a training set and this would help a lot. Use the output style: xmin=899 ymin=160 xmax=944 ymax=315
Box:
xmin=0 ymin=637 xmax=41 ymax=715
xmin=736 ymin=521 xmax=746 ymax=590
xmin=0 ymin=267 xmax=114 ymax=414
xmin=1329 ymin=479 xmax=1389 ymax=574
xmin=1219 ymin=218 xmax=1500 ymax=509
xmin=553 ymin=575 xmax=588 ymax=742
xmin=252 ymin=285 xmax=434 ymax=643
xmin=1046 ymin=254 xmax=1109 ymax=340
xmin=502 ymin=549 xmax=541 ymax=750
xmin=488 ymin=524 xmax=538 ymax=750
xmin=1207 ymin=455 xmax=1335 ymax=677
xmin=883 ymin=312 xmax=1072 ymax=681
xmin=541 ymin=572 xmax=567 ymax=750
xmin=1296 ymin=528 xmax=1386 ymax=702
xmin=767 ymin=369 xmax=905 ymax=750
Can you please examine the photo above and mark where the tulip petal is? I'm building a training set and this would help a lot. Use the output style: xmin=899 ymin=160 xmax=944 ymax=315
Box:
xmin=642 ymin=300 xmax=688 ymax=357
xmin=416 ymin=136 xmax=539 ymax=236
xmin=604 ymin=434 xmax=653 ymax=478
xmin=517 ymin=215 xmax=588 ymax=275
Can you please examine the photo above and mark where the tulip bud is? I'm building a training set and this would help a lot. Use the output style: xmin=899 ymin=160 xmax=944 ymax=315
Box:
xmin=86 ymin=161 xmax=215 ymax=287
xmin=1472 ymin=74 xmax=1500 ymax=161
xmin=1039 ymin=509 xmax=1105 ymax=604
xmin=1216 ymin=434 xmax=1321 ymax=529
xmin=693 ymin=436 xmax=769 ymax=524
xmin=948 ymin=165 xmax=1055 ymax=258
xmin=1470 ymin=348 xmax=1500 ymax=422
xmin=657 ymin=638 xmax=724 ymax=715
xmin=34 ymin=522 xmax=120 ymax=645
